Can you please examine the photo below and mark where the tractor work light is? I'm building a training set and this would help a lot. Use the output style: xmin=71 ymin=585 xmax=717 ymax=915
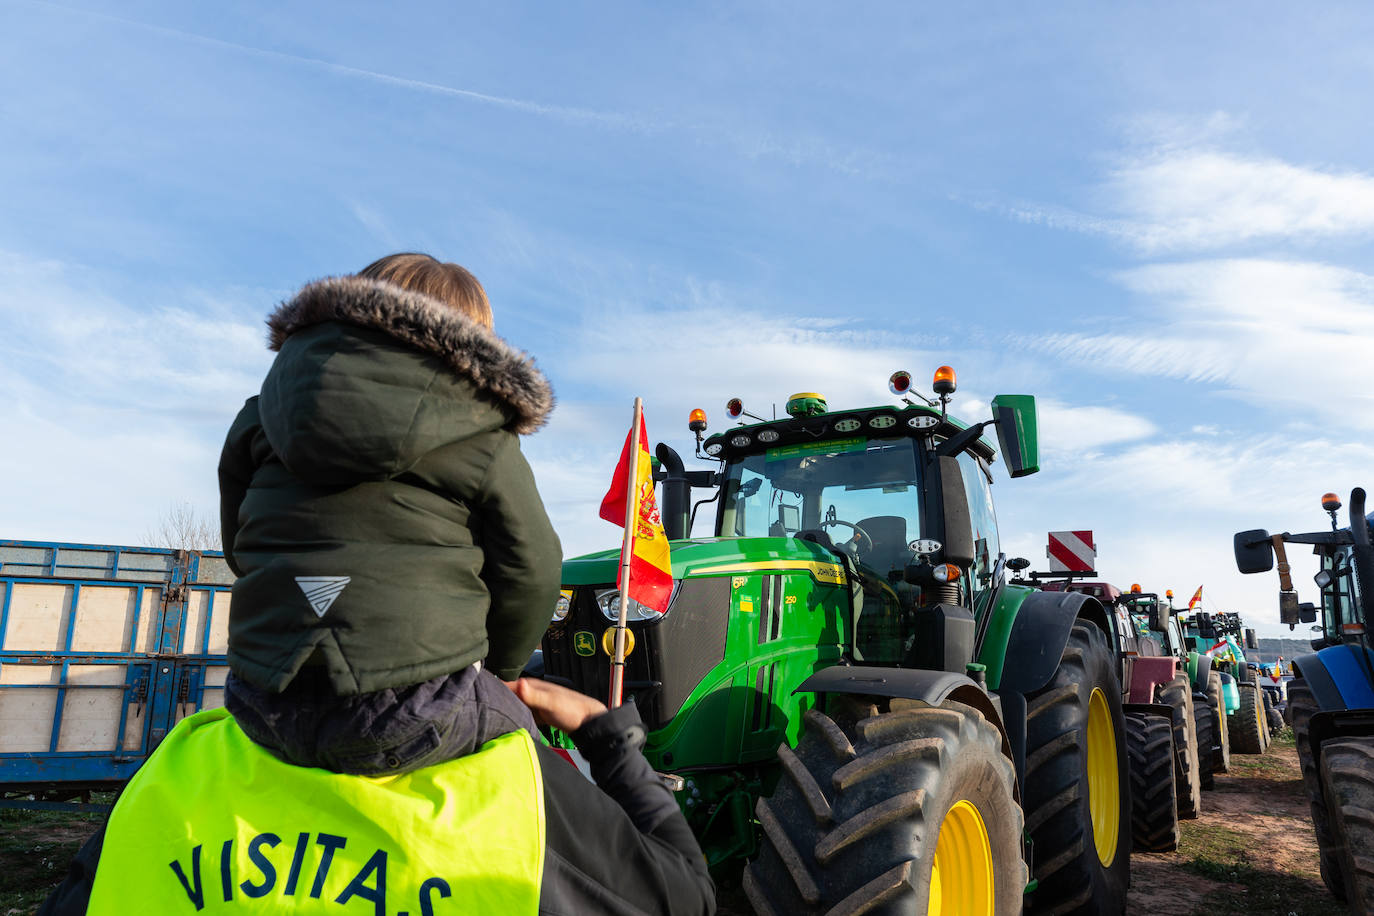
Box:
xmin=889 ymin=371 xmax=913 ymax=396
xmin=908 ymin=415 xmax=939 ymax=430
xmin=595 ymin=589 xmax=663 ymax=622
xmin=833 ymin=418 xmax=861 ymax=433
xmin=910 ymin=539 xmax=942 ymax=555
xmin=1323 ymin=492 xmax=1342 ymax=512
xmin=552 ymin=590 xmax=572 ymax=622
xmin=1314 ymin=570 xmax=1333 ymax=589
xmin=705 ymin=442 xmax=724 ymax=457
xmin=757 ymin=429 xmax=780 ymax=443
xmin=688 ymin=409 xmax=708 ymax=432
xmin=727 ymin=398 xmax=745 ymax=419
xmin=933 ymin=366 xmax=957 ymax=395
xmin=868 ymin=415 xmax=896 ymax=429
xmin=730 ymin=434 xmax=752 ymax=448
xmin=933 ymin=564 xmax=961 ymax=582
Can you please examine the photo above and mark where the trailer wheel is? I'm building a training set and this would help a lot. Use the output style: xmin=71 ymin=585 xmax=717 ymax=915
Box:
xmin=744 ymin=701 xmax=1025 ymax=916
xmin=1229 ymin=682 xmax=1265 ymax=755
xmin=1289 ymin=678 xmax=1346 ymax=900
xmin=1319 ymin=737 xmax=1374 ymax=915
xmin=1124 ymin=712 xmax=1179 ymax=852
xmin=1191 ymin=692 xmax=1215 ymax=791
xmin=1023 ymin=622 xmax=1130 ymax=914
xmin=1157 ymin=675 xmax=1202 ymax=818
xmin=1206 ymin=672 xmax=1231 ymax=774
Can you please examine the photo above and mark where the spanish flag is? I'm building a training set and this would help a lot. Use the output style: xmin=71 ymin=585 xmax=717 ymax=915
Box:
xmin=1187 ymin=585 xmax=1204 ymax=611
xmin=599 ymin=408 xmax=673 ymax=614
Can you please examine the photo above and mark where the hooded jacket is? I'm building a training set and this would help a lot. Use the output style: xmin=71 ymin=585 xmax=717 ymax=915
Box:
xmin=219 ymin=275 xmax=561 ymax=692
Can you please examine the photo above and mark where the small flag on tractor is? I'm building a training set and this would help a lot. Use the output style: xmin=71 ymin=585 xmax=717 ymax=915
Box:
xmin=600 ymin=398 xmax=672 ymax=706
xmin=1187 ymin=585 xmax=1204 ymax=611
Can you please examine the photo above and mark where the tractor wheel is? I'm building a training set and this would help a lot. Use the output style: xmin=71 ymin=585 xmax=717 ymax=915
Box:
xmin=1262 ymin=691 xmax=1283 ymax=736
xmin=1157 ymin=675 xmax=1202 ymax=819
xmin=1230 ymin=682 xmax=1265 ymax=755
xmin=1288 ymin=679 xmax=1346 ymax=900
xmin=1124 ymin=712 xmax=1179 ymax=852
xmin=1191 ymin=693 xmax=1215 ymax=791
xmin=1207 ymin=673 xmax=1231 ymax=774
xmin=1023 ymin=622 xmax=1130 ymax=914
xmin=1318 ymin=737 xmax=1374 ymax=915
xmin=744 ymin=701 xmax=1025 ymax=916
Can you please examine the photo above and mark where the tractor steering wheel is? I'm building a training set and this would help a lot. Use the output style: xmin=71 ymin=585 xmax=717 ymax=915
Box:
xmin=819 ymin=519 xmax=873 ymax=557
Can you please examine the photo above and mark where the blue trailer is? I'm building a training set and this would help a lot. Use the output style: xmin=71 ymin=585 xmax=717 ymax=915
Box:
xmin=0 ymin=540 xmax=232 ymax=806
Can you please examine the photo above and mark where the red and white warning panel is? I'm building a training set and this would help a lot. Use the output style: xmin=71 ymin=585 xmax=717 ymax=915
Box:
xmin=1047 ymin=530 xmax=1096 ymax=573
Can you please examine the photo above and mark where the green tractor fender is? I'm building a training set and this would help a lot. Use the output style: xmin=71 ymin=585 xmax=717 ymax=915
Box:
xmin=793 ymin=665 xmax=1016 ymax=796
xmin=1188 ymin=650 xmax=1213 ymax=692
xmin=979 ymin=588 xmax=1112 ymax=789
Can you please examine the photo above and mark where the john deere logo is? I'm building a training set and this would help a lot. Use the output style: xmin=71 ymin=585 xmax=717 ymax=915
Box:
xmin=573 ymin=631 xmax=597 ymax=657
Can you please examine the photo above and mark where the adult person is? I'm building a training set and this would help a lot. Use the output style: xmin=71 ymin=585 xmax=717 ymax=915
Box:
xmin=40 ymin=254 xmax=715 ymax=915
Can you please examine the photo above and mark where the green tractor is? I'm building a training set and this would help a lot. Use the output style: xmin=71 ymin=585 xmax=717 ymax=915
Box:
xmin=540 ymin=369 xmax=1131 ymax=914
xmin=1180 ymin=611 xmax=1271 ymax=756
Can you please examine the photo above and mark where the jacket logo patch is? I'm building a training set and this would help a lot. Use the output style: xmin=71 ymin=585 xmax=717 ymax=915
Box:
xmin=295 ymin=577 xmax=352 ymax=617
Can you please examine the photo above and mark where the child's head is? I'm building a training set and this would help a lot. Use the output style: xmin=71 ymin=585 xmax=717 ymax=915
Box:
xmin=358 ymin=252 xmax=494 ymax=329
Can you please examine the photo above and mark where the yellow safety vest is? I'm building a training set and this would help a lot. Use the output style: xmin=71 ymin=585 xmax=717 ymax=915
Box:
xmin=88 ymin=707 xmax=544 ymax=914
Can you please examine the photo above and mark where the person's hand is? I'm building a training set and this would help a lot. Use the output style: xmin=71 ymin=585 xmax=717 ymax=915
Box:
xmin=506 ymin=677 xmax=608 ymax=733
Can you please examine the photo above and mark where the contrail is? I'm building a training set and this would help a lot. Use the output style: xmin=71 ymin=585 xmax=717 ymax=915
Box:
xmin=21 ymin=0 xmax=650 ymax=130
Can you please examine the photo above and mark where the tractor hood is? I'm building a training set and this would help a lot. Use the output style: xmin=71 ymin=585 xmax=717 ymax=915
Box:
xmin=560 ymin=536 xmax=847 ymax=588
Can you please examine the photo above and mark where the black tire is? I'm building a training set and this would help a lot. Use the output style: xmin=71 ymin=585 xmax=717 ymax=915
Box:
xmin=744 ymin=701 xmax=1026 ymax=915
xmin=1157 ymin=675 xmax=1202 ymax=819
xmin=1230 ymin=682 xmax=1265 ymax=755
xmin=1124 ymin=712 xmax=1179 ymax=852
xmin=1192 ymin=692 xmax=1215 ymax=790
xmin=1207 ymin=672 xmax=1231 ymax=774
xmin=1289 ymin=679 xmax=1346 ymax=900
xmin=1318 ymin=737 xmax=1374 ymax=915
xmin=1023 ymin=623 xmax=1130 ymax=915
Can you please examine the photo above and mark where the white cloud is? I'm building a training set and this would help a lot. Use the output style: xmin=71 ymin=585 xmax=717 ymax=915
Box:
xmin=1029 ymin=258 xmax=1374 ymax=427
xmin=1105 ymin=150 xmax=1374 ymax=252
xmin=0 ymin=251 xmax=272 ymax=543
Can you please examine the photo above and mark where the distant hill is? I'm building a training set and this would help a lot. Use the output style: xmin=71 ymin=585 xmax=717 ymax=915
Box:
xmin=1251 ymin=636 xmax=1316 ymax=666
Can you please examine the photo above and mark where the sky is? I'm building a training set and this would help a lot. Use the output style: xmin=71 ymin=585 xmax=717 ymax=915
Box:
xmin=4 ymin=0 xmax=1374 ymax=638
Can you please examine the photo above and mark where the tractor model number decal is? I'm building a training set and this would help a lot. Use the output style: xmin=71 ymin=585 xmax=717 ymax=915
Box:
xmin=573 ymin=631 xmax=597 ymax=657
xmin=693 ymin=560 xmax=845 ymax=586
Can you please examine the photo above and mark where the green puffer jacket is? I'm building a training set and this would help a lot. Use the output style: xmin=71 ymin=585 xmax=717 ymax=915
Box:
xmin=219 ymin=276 xmax=561 ymax=693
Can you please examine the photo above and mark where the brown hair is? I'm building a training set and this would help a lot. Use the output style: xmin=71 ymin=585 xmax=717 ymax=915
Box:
xmin=357 ymin=252 xmax=493 ymax=329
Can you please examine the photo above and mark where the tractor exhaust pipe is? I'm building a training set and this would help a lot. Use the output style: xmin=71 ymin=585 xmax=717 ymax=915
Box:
xmin=656 ymin=443 xmax=690 ymax=540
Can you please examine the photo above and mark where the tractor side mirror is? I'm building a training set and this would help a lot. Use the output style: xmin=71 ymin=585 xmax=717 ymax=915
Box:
xmin=1196 ymin=613 xmax=1217 ymax=640
xmin=936 ymin=455 xmax=976 ymax=566
xmin=1299 ymin=602 xmax=1318 ymax=624
xmin=1147 ymin=603 xmax=1166 ymax=633
xmin=1234 ymin=529 xmax=1275 ymax=574
xmin=990 ymin=395 xmax=1039 ymax=478
xmin=1244 ymin=628 xmax=1259 ymax=651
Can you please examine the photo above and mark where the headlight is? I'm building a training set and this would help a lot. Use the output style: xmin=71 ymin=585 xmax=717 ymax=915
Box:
xmin=552 ymin=590 xmax=572 ymax=622
xmin=595 ymin=588 xmax=664 ymax=622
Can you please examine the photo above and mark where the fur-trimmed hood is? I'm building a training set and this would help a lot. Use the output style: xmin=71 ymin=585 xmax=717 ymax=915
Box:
xmin=266 ymin=275 xmax=553 ymax=435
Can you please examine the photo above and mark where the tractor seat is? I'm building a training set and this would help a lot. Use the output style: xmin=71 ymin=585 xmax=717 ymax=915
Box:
xmin=857 ymin=515 xmax=908 ymax=573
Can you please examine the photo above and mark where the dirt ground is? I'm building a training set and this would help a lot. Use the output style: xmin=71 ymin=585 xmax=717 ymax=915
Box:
xmin=2 ymin=732 xmax=1347 ymax=915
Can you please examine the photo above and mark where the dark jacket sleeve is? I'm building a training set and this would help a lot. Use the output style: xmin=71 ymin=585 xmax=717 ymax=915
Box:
xmin=476 ymin=434 xmax=563 ymax=680
xmin=537 ymin=704 xmax=714 ymax=916
xmin=217 ymin=397 xmax=265 ymax=577
xmin=36 ymin=823 xmax=104 ymax=916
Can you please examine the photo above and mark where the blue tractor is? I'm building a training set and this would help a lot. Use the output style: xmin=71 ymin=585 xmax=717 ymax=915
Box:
xmin=1234 ymin=487 xmax=1374 ymax=911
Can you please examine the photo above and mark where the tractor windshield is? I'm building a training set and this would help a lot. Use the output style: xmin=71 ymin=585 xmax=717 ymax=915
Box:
xmin=717 ymin=436 xmax=923 ymax=574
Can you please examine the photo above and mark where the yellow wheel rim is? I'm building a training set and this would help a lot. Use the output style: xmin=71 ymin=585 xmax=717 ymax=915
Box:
xmin=928 ymin=799 xmax=994 ymax=916
xmin=1087 ymin=687 xmax=1120 ymax=866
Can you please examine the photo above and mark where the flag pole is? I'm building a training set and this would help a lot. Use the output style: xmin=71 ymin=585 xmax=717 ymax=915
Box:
xmin=609 ymin=397 xmax=643 ymax=708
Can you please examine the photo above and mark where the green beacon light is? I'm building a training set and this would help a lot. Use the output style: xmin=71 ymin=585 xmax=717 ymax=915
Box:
xmin=785 ymin=392 xmax=827 ymax=417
